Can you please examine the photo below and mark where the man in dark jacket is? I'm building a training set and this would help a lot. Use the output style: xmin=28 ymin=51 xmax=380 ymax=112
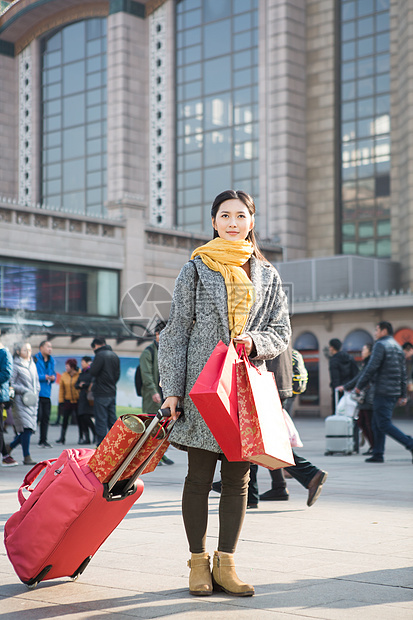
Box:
xmin=90 ymin=337 xmax=120 ymax=445
xmin=355 ymin=321 xmax=413 ymax=463
xmin=328 ymin=338 xmax=358 ymax=413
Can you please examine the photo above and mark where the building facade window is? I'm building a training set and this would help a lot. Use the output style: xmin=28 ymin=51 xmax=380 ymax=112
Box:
xmin=0 ymin=258 xmax=118 ymax=316
xmin=176 ymin=0 xmax=259 ymax=233
xmin=41 ymin=18 xmax=107 ymax=216
xmin=342 ymin=328 xmax=373 ymax=359
xmin=340 ymin=0 xmax=391 ymax=258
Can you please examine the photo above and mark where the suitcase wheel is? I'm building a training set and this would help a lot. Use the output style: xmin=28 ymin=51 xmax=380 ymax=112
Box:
xmin=27 ymin=582 xmax=38 ymax=590
xmin=70 ymin=556 xmax=92 ymax=581
xmin=24 ymin=565 xmax=52 ymax=589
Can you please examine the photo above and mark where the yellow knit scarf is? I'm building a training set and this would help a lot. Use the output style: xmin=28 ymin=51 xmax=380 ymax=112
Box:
xmin=191 ymin=238 xmax=255 ymax=337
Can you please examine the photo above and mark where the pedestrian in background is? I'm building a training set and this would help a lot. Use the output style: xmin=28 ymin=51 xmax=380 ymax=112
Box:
xmin=138 ymin=322 xmax=174 ymax=465
xmin=402 ymin=342 xmax=413 ymax=417
xmin=0 ymin=331 xmax=16 ymax=467
xmin=328 ymin=338 xmax=359 ymax=413
xmin=7 ymin=343 xmax=39 ymax=465
xmin=355 ymin=321 xmax=413 ymax=463
xmin=56 ymin=359 xmax=80 ymax=445
xmin=90 ymin=337 xmax=120 ymax=446
xmin=75 ymin=356 xmax=96 ymax=445
xmin=338 ymin=342 xmax=374 ymax=455
xmin=34 ymin=340 xmax=56 ymax=448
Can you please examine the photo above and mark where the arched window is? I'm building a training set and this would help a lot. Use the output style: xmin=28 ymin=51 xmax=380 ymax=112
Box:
xmin=293 ymin=332 xmax=319 ymax=407
xmin=41 ymin=18 xmax=107 ymax=216
xmin=342 ymin=329 xmax=373 ymax=359
xmin=294 ymin=332 xmax=318 ymax=351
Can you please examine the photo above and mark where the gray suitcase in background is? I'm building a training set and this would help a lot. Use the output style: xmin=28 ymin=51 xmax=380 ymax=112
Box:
xmin=325 ymin=389 xmax=359 ymax=455
xmin=325 ymin=415 xmax=355 ymax=455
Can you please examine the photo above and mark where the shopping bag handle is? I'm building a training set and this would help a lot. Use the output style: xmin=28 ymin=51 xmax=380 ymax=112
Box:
xmin=235 ymin=342 xmax=248 ymax=360
xmin=18 ymin=459 xmax=57 ymax=506
xmin=235 ymin=342 xmax=261 ymax=373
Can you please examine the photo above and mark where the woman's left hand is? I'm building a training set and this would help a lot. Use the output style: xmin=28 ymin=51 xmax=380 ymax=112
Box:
xmin=233 ymin=333 xmax=254 ymax=356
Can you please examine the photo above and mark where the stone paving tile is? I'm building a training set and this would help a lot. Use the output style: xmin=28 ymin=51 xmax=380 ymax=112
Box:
xmin=1 ymin=419 xmax=412 ymax=619
xmin=296 ymin=601 xmax=413 ymax=620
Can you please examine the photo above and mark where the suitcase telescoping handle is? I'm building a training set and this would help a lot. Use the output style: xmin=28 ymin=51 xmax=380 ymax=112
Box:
xmin=106 ymin=407 xmax=181 ymax=496
xmin=334 ymin=387 xmax=341 ymax=414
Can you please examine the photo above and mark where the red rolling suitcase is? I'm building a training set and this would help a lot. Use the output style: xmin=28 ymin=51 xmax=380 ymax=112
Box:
xmin=4 ymin=408 xmax=175 ymax=588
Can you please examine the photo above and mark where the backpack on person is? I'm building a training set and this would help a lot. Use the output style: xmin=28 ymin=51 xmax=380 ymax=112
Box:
xmin=134 ymin=344 xmax=155 ymax=397
xmin=292 ymin=349 xmax=308 ymax=395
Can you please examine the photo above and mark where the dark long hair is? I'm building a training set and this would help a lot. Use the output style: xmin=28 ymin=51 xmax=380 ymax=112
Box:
xmin=210 ymin=190 xmax=266 ymax=261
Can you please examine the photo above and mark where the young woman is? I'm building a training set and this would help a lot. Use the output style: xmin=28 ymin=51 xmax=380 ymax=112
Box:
xmin=57 ymin=358 xmax=80 ymax=445
xmin=159 ymin=190 xmax=291 ymax=597
xmin=7 ymin=343 xmax=40 ymax=465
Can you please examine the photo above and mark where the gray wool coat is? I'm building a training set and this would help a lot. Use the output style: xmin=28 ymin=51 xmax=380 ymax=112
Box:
xmin=12 ymin=357 xmax=40 ymax=433
xmin=158 ymin=255 xmax=291 ymax=454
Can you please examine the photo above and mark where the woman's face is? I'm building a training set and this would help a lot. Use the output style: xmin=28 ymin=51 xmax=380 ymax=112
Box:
xmin=212 ymin=199 xmax=254 ymax=242
xmin=361 ymin=345 xmax=370 ymax=360
xmin=20 ymin=344 xmax=32 ymax=360
xmin=65 ymin=363 xmax=71 ymax=372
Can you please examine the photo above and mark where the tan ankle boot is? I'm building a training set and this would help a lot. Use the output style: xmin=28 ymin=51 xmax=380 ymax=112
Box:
xmin=188 ymin=552 xmax=213 ymax=596
xmin=212 ymin=551 xmax=254 ymax=597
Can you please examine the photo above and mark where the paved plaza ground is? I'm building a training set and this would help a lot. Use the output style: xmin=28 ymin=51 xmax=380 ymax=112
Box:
xmin=1 ymin=418 xmax=412 ymax=619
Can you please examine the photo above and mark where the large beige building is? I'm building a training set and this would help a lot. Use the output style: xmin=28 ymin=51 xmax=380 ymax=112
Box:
xmin=0 ymin=0 xmax=412 ymax=416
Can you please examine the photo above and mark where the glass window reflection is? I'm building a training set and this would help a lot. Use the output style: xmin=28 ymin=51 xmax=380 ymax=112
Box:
xmin=63 ymin=61 xmax=85 ymax=96
xmin=42 ymin=18 xmax=107 ymax=215
xmin=357 ymin=16 xmax=373 ymax=37
xmin=203 ymin=20 xmax=231 ymax=58
xmin=176 ymin=1 xmax=258 ymax=233
xmin=203 ymin=0 xmax=231 ymax=23
xmin=357 ymin=36 xmax=373 ymax=56
xmin=63 ymin=22 xmax=86 ymax=63
xmin=204 ymin=56 xmax=231 ymax=95
xmin=340 ymin=1 xmax=391 ymax=256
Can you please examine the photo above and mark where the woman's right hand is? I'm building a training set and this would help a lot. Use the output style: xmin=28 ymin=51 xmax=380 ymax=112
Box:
xmin=161 ymin=396 xmax=181 ymax=421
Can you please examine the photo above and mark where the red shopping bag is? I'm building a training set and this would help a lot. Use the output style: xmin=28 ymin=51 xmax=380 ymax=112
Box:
xmin=236 ymin=353 xmax=295 ymax=470
xmin=189 ymin=340 xmax=242 ymax=461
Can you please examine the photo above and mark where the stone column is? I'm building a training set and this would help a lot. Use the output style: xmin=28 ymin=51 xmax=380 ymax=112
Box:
xmin=391 ymin=0 xmax=413 ymax=289
xmin=30 ymin=38 xmax=42 ymax=205
xmin=107 ymin=8 xmax=149 ymax=295
xmin=0 ymin=50 xmax=17 ymax=199
xmin=107 ymin=10 xmax=149 ymax=206
xmin=305 ymin=0 xmax=336 ymax=258
xmin=259 ymin=0 xmax=307 ymax=260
